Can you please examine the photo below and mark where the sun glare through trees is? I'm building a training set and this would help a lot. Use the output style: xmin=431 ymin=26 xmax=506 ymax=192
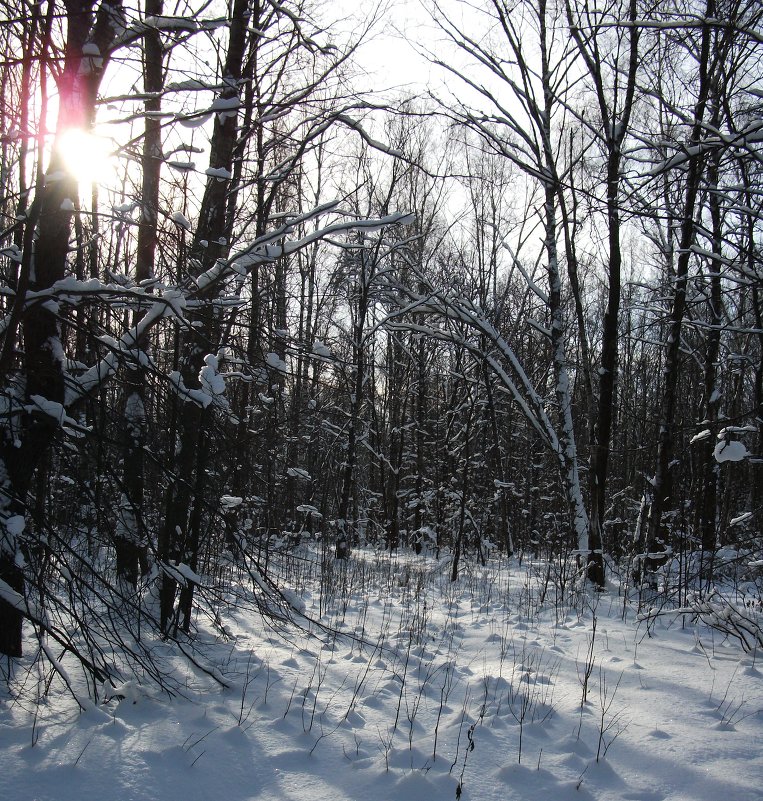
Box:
xmin=56 ymin=127 xmax=116 ymax=186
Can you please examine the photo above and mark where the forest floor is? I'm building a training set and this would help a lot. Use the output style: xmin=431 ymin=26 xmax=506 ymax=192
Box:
xmin=1 ymin=548 xmax=762 ymax=801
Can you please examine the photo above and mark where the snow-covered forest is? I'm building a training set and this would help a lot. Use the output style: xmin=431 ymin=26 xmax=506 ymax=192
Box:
xmin=0 ymin=0 xmax=762 ymax=798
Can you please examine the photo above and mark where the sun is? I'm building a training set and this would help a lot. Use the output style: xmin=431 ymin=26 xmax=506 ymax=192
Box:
xmin=57 ymin=127 xmax=117 ymax=187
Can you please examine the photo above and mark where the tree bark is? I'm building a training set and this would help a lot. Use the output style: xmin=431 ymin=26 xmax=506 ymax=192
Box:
xmin=159 ymin=0 xmax=250 ymax=631
xmin=644 ymin=4 xmax=716 ymax=569
xmin=116 ymin=0 xmax=163 ymax=588
xmin=0 ymin=0 xmax=125 ymax=657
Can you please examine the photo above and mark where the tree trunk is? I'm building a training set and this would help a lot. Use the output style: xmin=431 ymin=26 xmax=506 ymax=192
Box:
xmin=644 ymin=6 xmax=715 ymax=570
xmin=116 ymin=0 xmax=163 ymax=588
xmin=0 ymin=0 xmax=125 ymax=656
xmin=159 ymin=0 xmax=250 ymax=628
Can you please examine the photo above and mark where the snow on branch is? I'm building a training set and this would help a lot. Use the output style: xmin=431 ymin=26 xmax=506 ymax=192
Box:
xmin=59 ymin=208 xmax=411 ymax=408
xmin=649 ymin=119 xmax=763 ymax=176
xmin=211 ymin=206 xmax=414 ymax=296
xmin=379 ymin=272 xmax=561 ymax=456
xmin=497 ymin=238 xmax=548 ymax=304
xmin=334 ymin=115 xmax=405 ymax=159
xmin=641 ymin=590 xmax=763 ymax=653
xmin=65 ymin=290 xmax=188 ymax=406
xmin=110 ymin=15 xmax=228 ymax=51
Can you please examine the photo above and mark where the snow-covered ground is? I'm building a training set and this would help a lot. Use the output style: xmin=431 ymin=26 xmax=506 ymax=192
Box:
xmin=2 ymin=549 xmax=762 ymax=801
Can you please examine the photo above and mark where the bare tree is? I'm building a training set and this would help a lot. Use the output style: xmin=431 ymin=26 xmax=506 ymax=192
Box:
xmin=638 ymin=0 xmax=761 ymax=574
xmin=426 ymin=0 xmax=591 ymax=559
xmin=564 ymin=0 xmax=640 ymax=586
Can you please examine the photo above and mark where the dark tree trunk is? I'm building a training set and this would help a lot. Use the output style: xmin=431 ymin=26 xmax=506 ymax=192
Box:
xmin=0 ymin=0 xmax=125 ymax=656
xmin=565 ymin=0 xmax=640 ymax=589
xmin=116 ymin=0 xmax=163 ymax=588
xmin=159 ymin=0 xmax=251 ymax=629
xmin=645 ymin=5 xmax=715 ymax=567
xmin=696 ymin=142 xmax=723 ymax=559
